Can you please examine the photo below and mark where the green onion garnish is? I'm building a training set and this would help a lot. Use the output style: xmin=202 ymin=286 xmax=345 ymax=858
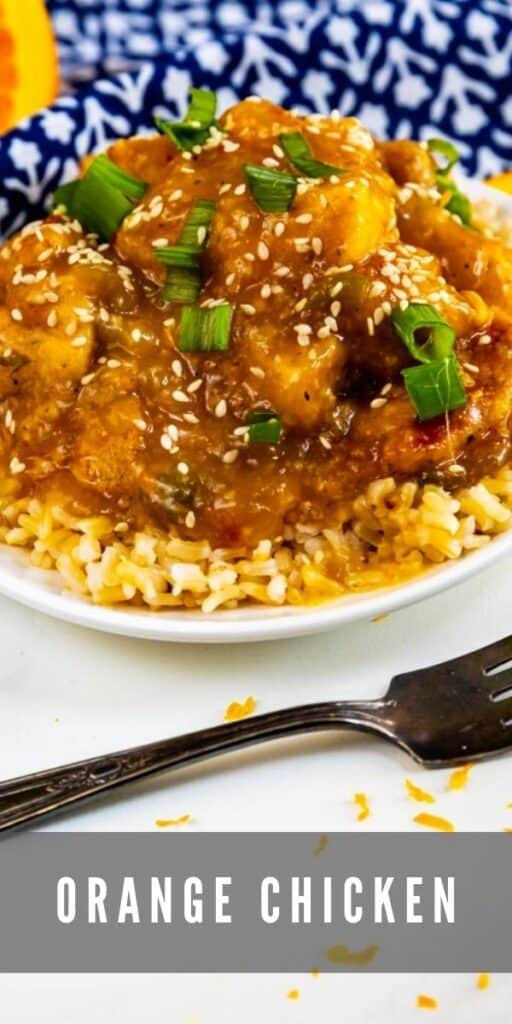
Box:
xmin=155 ymin=199 xmax=216 ymax=303
xmin=427 ymin=138 xmax=460 ymax=175
xmin=246 ymin=410 xmax=282 ymax=444
xmin=401 ymin=356 xmax=466 ymax=421
xmin=279 ymin=131 xmax=343 ymax=179
xmin=51 ymin=155 xmax=148 ymax=241
xmin=427 ymin=138 xmax=472 ymax=226
xmin=155 ymin=88 xmax=218 ymax=151
xmin=391 ymin=303 xmax=456 ymax=364
xmin=243 ymin=164 xmax=297 ymax=213
xmin=179 ymin=303 xmax=233 ymax=353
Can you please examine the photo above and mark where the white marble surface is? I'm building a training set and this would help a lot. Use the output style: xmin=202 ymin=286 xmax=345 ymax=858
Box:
xmin=2 ymin=552 xmax=512 ymax=1020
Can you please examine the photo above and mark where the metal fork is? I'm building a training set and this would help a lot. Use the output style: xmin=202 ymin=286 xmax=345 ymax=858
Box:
xmin=2 ymin=633 xmax=512 ymax=832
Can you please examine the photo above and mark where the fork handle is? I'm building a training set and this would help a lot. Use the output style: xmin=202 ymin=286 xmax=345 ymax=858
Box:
xmin=0 ymin=699 xmax=392 ymax=832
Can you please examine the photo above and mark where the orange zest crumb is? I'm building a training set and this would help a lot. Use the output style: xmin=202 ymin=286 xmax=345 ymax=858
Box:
xmin=417 ymin=994 xmax=438 ymax=1010
xmin=311 ymin=968 xmax=320 ymax=979
xmin=476 ymin=973 xmax=490 ymax=990
xmin=287 ymin=989 xmax=300 ymax=1000
xmin=224 ymin=695 xmax=256 ymax=721
xmin=314 ymin=834 xmax=329 ymax=856
xmin=405 ymin=779 xmax=436 ymax=804
xmin=447 ymin=763 xmax=474 ymax=791
xmin=354 ymin=792 xmax=370 ymax=822
xmin=155 ymin=814 xmax=192 ymax=828
xmin=413 ymin=812 xmax=455 ymax=833
xmin=326 ymin=943 xmax=379 ymax=966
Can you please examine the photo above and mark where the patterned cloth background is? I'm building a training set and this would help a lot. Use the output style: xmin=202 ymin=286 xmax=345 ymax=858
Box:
xmin=1 ymin=0 xmax=511 ymax=237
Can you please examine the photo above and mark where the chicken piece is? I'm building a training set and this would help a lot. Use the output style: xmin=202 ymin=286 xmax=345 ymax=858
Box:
xmin=235 ymin=313 xmax=346 ymax=431
xmin=353 ymin=323 xmax=512 ymax=479
xmin=107 ymin=134 xmax=176 ymax=186
xmin=379 ymin=139 xmax=436 ymax=188
xmin=221 ymin=97 xmax=301 ymax=140
xmin=70 ymin=365 xmax=145 ymax=496
xmin=397 ymin=193 xmax=512 ymax=312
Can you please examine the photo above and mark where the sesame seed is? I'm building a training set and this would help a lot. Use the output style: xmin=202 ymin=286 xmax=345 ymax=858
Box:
xmin=152 ymin=238 xmax=169 ymax=247
xmin=294 ymin=298 xmax=307 ymax=312
xmin=239 ymin=215 xmax=250 ymax=231
xmin=223 ymin=139 xmax=240 ymax=153
xmin=187 ymin=379 xmax=203 ymax=393
xmin=226 ymin=272 xmax=236 ymax=286
xmin=71 ymin=336 xmax=89 ymax=348
xmin=47 ymin=310 xmax=58 ymax=327
xmin=185 ymin=511 xmax=196 ymax=528
xmin=172 ymin=359 xmax=183 ymax=376
xmin=479 ymin=333 xmax=492 ymax=345
xmin=131 ymin=328 xmax=142 ymax=342
xmin=447 ymin=463 xmax=465 ymax=475
xmin=380 ymin=382 xmax=392 ymax=396
xmin=219 ymin=183 xmax=232 ymax=195
xmin=241 ymin=303 xmax=256 ymax=315
xmin=10 ymin=308 xmax=22 ymax=322
xmin=215 ymin=399 xmax=227 ymax=418
xmin=262 ymin=157 xmax=279 ymax=168
xmin=274 ymin=221 xmax=285 ymax=237
xmin=234 ymin=183 xmax=246 ymax=196
xmin=177 ymin=462 xmax=189 ymax=476
xmin=170 ymin=189 xmax=183 ymax=201
xmin=223 ymin=449 xmax=238 ymax=464
xmin=366 ymin=317 xmax=375 ymax=336
xmin=319 ymin=435 xmax=332 ymax=450
xmin=107 ymin=358 xmax=121 ymax=368
xmin=197 ymin=226 xmax=207 ymax=245
xmin=250 ymin=366 xmax=265 ymax=378
xmin=312 ymin=237 xmax=323 ymax=256
xmin=133 ymin=419 xmax=147 ymax=431
xmin=80 ymin=372 xmax=95 ymax=386
xmin=294 ymin=323 xmax=312 ymax=335
xmin=274 ymin=265 xmax=291 ymax=277
xmin=370 ymin=397 xmax=387 ymax=409
xmin=296 ymin=213 xmax=313 ymax=224
xmin=463 ymin=362 xmax=480 ymax=374
xmin=261 ymin=283 xmax=272 ymax=298
xmin=160 ymin=433 xmax=172 ymax=451
xmin=9 ymin=456 xmax=25 ymax=475
xmin=272 ymin=144 xmax=285 ymax=159
xmin=167 ymin=424 xmax=179 ymax=442
xmin=257 ymin=241 xmax=269 ymax=260
xmin=338 ymin=264 xmax=354 ymax=273
xmin=330 ymin=300 xmax=341 ymax=317
xmin=183 ymin=411 xmax=199 ymax=424
xmin=172 ymin=389 xmax=190 ymax=403
xmin=302 ymin=273 xmax=314 ymax=290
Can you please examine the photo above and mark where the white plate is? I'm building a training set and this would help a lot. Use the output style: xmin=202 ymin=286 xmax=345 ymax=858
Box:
xmin=0 ymin=178 xmax=510 ymax=643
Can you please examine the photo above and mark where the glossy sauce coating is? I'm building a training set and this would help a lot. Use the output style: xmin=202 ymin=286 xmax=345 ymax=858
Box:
xmin=0 ymin=99 xmax=511 ymax=548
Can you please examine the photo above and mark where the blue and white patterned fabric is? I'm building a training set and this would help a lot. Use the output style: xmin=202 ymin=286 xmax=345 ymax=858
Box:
xmin=1 ymin=0 xmax=511 ymax=238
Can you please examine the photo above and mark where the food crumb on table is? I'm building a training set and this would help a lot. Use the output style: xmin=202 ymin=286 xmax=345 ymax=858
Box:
xmin=313 ymin=834 xmax=329 ymax=856
xmin=416 ymin=994 xmax=438 ymax=1010
xmin=476 ymin=972 xmax=490 ymax=990
xmin=447 ymin=763 xmax=474 ymax=791
xmin=287 ymin=989 xmax=300 ymax=1000
xmin=413 ymin=812 xmax=455 ymax=832
xmin=154 ymin=814 xmax=192 ymax=828
xmin=405 ymin=778 xmax=436 ymax=804
xmin=224 ymin=696 xmax=256 ymax=721
xmin=354 ymin=792 xmax=371 ymax=821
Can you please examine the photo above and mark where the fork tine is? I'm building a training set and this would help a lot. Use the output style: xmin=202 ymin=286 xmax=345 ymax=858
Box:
xmin=472 ymin=634 xmax=512 ymax=675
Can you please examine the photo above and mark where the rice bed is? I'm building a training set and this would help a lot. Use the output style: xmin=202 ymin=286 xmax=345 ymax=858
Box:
xmin=1 ymin=469 xmax=511 ymax=613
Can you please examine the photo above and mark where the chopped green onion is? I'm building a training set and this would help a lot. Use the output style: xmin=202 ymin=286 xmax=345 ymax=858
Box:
xmin=427 ymin=138 xmax=460 ymax=175
xmin=87 ymin=154 xmax=148 ymax=201
xmin=70 ymin=176 xmax=134 ymax=242
xmin=391 ymin=303 xmax=456 ymax=364
xmin=155 ymin=88 xmax=218 ymax=151
xmin=178 ymin=198 xmax=215 ymax=247
xmin=279 ymin=132 xmax=343 ymax=179
xmin=155 ymin=245 xmax=202 ymax=303
xmin=51 ymin=155 xmax=148 ymax=241
xmin=155 ymin=200 xmax=216 ymax=303
xmin=243 ymin=164 xmax=297 ymax=212
xmin=427 ymin=138 xmax=472 ymax=225
xmin=246 ymin=410 xmax=282 ymax=444
xmin=439 ymin=177 xmax=472 ymax=226
xmin=179 ymin=303 xmax=233 ymax=353
xmin=52 ymin=180 xmax=79 ymax=211
xmin=401 ymin=356 xmax=466 ymax=421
